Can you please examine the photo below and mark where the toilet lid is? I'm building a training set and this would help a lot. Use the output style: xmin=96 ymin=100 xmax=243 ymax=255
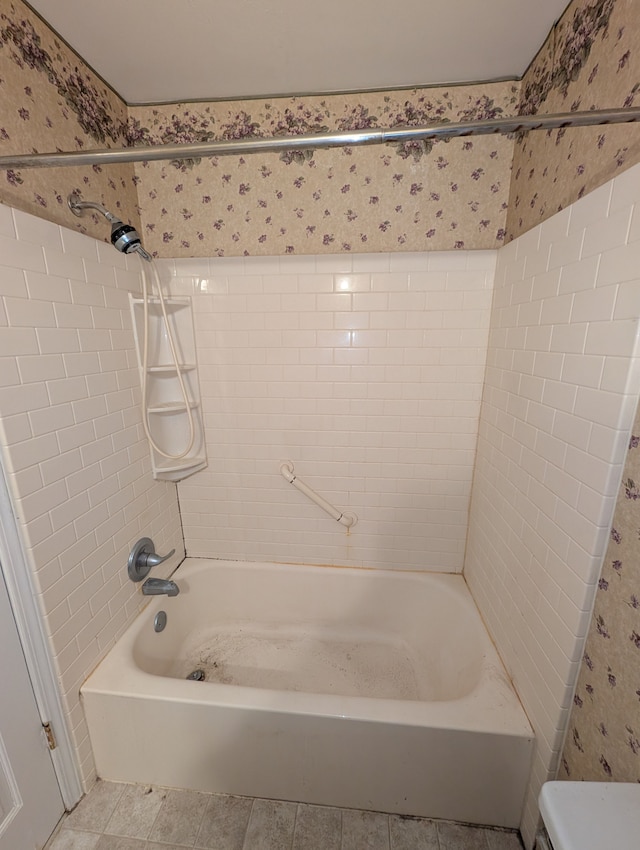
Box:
xmin=539 ymin=781 xmax=640 ymax=850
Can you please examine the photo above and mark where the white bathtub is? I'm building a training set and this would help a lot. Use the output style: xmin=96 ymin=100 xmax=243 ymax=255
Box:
xmin=81 ymin=559 xmax=533 ymax=827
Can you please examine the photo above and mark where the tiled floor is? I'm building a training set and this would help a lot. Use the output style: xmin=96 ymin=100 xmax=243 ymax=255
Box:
xmin=45 ymin=780 xmax=524 ymax=850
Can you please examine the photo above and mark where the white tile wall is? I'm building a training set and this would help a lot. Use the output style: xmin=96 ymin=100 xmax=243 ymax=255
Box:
xmin=161 ymin=251 xmax=496 ymax=571
xmin=464 ymin=164 xmax=640 ymax=847
xmin=3 ymin=167 xmax=638 ymax=842
xmin=0 ymin=205 xmax=184 ymax=787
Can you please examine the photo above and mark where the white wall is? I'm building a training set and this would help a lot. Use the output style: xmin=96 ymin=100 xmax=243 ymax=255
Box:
xmin=160 ymin=251 xmax=495 ymax=572
xmin=464 ymin=164 xmax=640 ymax=846
xmin=0 ymin=204 xmax=184 ymax=785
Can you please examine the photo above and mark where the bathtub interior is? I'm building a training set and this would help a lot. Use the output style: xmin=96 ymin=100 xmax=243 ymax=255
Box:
xmin=132 ymin=560 xmax=485 ymax=702
xmin=82 ymin=559 xmax=534 ymax=828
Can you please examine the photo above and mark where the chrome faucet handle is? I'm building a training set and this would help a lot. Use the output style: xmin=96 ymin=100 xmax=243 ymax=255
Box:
xmin=128 ymin=537 xmax=176 ymax=582
xmin=144 ymin=548 xmax=176 ymax=568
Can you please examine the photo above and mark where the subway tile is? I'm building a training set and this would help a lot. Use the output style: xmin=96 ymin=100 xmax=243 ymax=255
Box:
xmin=70 ymin=279 xmax=106 ymax=307
xmin=353 ymin=252 xmax=390 ymax=272
xmin=568 ymin=180 xmax=613 ymax=234
xmin=581 ymin=205 xmax=632 ymax=258
xmin=584 ymin=318 xmax=639 ymax=356
xmin=558 ymin=254 xmax=599 ymax=294
xmin=16 ymin=352 xmax=65 ymax=384
xmin=601 ymin=355 xmax=640 ymax=394
xmin=36 ymin=327 xmax=81 ymax=354
xmin=627 ymin=204 xmax=640 ymax=245
xmin=408 ymin=271 xmax=447 ymax=292
xmin=574 ymin=386 xmax=631 ymax=430
xmin=296 ymin=272 xmax=332 ymax=293
xmin=333 ymin=272 xmax=372 ymax=292
xmin=40 ymin=449 xmax=83 ymax=486
xmin=0 ymin=233 xmax=46 ymax=272
xmin=0 ymin=263 xmax=27 ymax=298
xmin=25 ymin=270 xmax=71 ymax=303
xmin=6 ymin=431 xmax=59 ymax=471
xmin=60 ymin=227 xmax=99 ymax=261
xmin=54 ymin=302 xmax=94 ymax=329
xmin=427 ymin=251 xmax=468 ymax=271
xmin=0 ymin=202 xmax=15 ymax=238
xmin=613 ymin=278 xmax=640 ymax=319
xmin=44 ymin=246 xmax=86 ymax=281
xmin=5 ymin=295 xmax=56 ymax=327
xmin=570 ymin=284 xmax=617 ymax=323
xmin=548 ymin=230 xmax=584 ymax=271
xmin=13 ymin=210 xmax=62 ymax=251
xmin=47 ymin=375 xmax=89 ymax=406
xmin=313 ymin=254 xmax=354 ymax=273
xmin=561 ymin=354 xmax=603 ymax=389
xmin=597 ymin=238 xmax=640 ymax=286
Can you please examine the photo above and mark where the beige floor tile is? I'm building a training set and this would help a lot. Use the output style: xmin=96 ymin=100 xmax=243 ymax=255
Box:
xmin=195 ymin=794 xmax=253 ymax=850
xmin=46 ymin=828 xmax=102 ymax=850
xmin=95 ymin=836 xmax=147 ymax=850
xmin=64 ymin=781 xmax=126 ymax=833
xmin=52 ymin=779 xmax=524 ymax=850
xmin=485 ymin=830 xmax=523 ymax=850
xmin=292 ymin=803 xmax=342 ymax=850
xmin=147 ymin=843 xmax=196 ymax=850
xmin=389 ymin=814 xmax=439 ymax=850
xmin=103 ymin=784 xmax=167 ymax=839
xmin=341 ymin=809 xmax=390 ymax=850
xmin=243 ymin=799 xmax=297 ymax=850
xmin=148 ymin=788 xmax=209 ymax=846
xmin=437 ymin=821 xmax=491 ymax=850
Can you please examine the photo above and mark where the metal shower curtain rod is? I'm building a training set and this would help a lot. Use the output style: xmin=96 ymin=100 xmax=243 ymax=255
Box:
xmin=0 ymin=107 xmax=639 ymax=170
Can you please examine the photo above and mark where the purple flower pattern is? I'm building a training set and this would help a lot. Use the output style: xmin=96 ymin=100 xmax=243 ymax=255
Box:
xmin=0 ymin=0 xmax=139 ymax=243
xmin=508 ymin=0 xmax=640 ymax=242
xmin=129 ymin=83 xmax=518 ymax=257
xmin=562 ymin=419 xmax=640 ymax=783
xmin=0 ymin=0 xmax=638 ymax=259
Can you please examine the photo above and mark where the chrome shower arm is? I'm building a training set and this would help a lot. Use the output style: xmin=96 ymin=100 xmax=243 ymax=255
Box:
xmin=66 ymin=192 xmax=152 ymax=260
xmin=68 ymin=192 xmax=120 ymax=224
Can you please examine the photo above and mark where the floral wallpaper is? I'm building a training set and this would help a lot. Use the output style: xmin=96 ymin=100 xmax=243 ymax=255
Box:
xmin=561 ymin=405 xmax=640 ymax=782
xmin=507 ymin=0 xmax=640 ymax=240
xmin=128 ymin=85 xmax=518 ymax=257
xmin=0 ymin=0 xmax=139 ymax=242
xmin=0 ymin=0 xmax=521 ymax=256
xmin=1 ymin=0 xmax=639 ymax=256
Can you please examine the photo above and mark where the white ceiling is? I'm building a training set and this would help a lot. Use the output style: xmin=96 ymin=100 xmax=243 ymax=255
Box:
xmin=28 ymin=0 xmax=570 ymax=104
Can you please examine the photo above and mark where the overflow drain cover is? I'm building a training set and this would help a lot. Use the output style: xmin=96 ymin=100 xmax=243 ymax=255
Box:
xmin=186 ymin=669 xmax=206 ymax=681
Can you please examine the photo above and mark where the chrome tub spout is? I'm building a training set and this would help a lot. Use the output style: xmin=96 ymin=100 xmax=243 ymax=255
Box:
xmin=142 ymin=578 xmax=179 ymax=597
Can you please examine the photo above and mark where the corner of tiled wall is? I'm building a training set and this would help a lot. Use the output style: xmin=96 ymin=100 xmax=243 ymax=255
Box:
xmin=0 ymin=202 xmax=184 ymax=785
xmin=465 ymin=161 xmax=640 ymax=847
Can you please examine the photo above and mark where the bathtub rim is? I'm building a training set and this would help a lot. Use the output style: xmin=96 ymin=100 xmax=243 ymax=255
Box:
xmin=83 ymin=557 xmax=532 ymax=739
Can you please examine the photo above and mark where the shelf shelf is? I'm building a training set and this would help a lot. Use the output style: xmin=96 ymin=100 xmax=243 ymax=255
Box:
xmin=129 ymin=292 xmax=208 ymax=483
xmin=131 ymin=297 xmax=191 ymax=307
xmin=146 ymin=364 xmax=196 ymax=374
xmin=147 ymin=401 xmax=201 ymax=414
xmin=154 ymin=457 xmax=208 ymax=481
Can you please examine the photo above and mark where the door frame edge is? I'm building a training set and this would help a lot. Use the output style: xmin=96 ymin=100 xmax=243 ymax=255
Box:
xmin=0 ymin=456 xmax=83 ymax=810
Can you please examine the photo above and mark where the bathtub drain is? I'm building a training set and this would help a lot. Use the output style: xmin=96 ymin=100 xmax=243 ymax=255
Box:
xmin=186 ymin=669 xmax=206 ymax=681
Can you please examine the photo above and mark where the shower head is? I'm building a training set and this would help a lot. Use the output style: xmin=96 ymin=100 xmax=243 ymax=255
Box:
xmin=67 ymin=192 xmax=152 ymax=261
